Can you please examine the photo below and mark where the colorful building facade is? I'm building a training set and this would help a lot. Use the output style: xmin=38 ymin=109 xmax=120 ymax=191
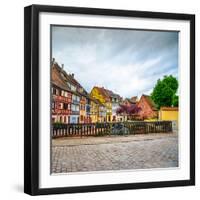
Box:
xmin=70 ymin=93 xmax=80 ymax=123
xmin=51 ymin=61 xmax=73 ymax=123
xmin=79 ymin=96 xmax=87 ymax=123
xmin=51 ymin=59 xmax=91 ymax=124
xmin=159 ymin=107 xmax=178 ymax=121
xmin=95 ymin=99 xmax=106 ymax=122
xmin=90 ymin=98 xmax=99 ymax=123
xmin=137 ymin=94 xmax=158 ymax=119
xmin=159 ymin=107 xmax=179 ymax=130
xmin=51 ymin=84 xmax=72 ymax=123
xmin=52 ymin=59 xmax=166 ymax=124
xmin=90 ymin=87 xmax=122 ymax=122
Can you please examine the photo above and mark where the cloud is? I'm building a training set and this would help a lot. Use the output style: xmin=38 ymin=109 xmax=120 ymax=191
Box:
xmin=52 ymin=26 xmax=178 ymax=98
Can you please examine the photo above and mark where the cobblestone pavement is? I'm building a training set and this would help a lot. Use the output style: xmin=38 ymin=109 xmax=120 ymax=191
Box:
xmin=51 ymin=133 xmax=178 ymax=173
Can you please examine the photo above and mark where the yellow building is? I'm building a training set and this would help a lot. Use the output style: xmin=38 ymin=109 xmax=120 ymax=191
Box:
xmin=159 ymin=107 xmax=178 ymax=121
xmin=79 ymin=96 xmax=87 ymax=123
xmin=159 ymin=107 xmax=179 ymax=129
xmin=159 ymin=107 xmax=179 ymax=131
xmin=98 ymin=103 xmax=107 ymax=122
xmin=105 ymin=102 xmax=112 ymax=122
xmin=90 ymin=87 xmax=112 ymax=122
xmin=90 ymin=98 xmax=99 ymax=123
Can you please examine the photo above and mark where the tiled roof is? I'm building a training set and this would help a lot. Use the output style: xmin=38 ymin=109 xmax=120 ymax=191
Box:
xmin=124 ymin=98 xmax=137 ymax=104
xmin=141 ymin=94 xmax=158 ymax=111
xmin=104 ymin=89 xmax=121 ymax=99
xmin=51 ymin=63 xmax=71 ymax=92
xmin=93 ymin=87 xmax=110 ymax=102
xmin=93 ymin=86 xmax=122 ymax=102
xmin=130 ymin=96 xmax=138 ymax=103
xmin=160 ymin=107 xmax=178 ymax=111
xmin=51 ymin=62 xmax=89 ymax=97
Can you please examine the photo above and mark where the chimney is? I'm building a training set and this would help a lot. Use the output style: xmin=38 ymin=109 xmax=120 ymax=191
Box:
xmin=71 ymin=73 xmax=74 ymax=78
xmin=52 ymin=58 xmax=55 ymax=63
xmin=61 ymin=64 xmax=64 ymax=69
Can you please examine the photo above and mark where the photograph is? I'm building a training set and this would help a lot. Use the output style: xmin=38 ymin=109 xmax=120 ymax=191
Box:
xmin=24 ymin=5 xmax=195 ymax=195
xmin=51 ymin=25 xmax=179 ymax=174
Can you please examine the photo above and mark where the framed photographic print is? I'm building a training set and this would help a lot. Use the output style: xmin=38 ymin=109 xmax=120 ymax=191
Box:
xmin=24 ymin=4 xmax=195 ymax=195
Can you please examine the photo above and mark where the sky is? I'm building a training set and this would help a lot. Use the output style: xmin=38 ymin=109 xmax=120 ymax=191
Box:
xmin=52 ymin=26 xmax=178 ymax=98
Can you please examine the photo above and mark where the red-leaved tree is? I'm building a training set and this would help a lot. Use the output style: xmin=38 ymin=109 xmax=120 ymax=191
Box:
xmin=116 ymin=104 xmax=141 ymax=116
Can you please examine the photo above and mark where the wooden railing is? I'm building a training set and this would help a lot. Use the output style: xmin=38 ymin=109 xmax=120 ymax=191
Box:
xmin=52 ymin=121 xmax=172 ymax=138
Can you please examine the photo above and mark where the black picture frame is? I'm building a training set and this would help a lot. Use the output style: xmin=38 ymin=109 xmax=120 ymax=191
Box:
xmin=24 ymin=4 xmax=195 ymax=196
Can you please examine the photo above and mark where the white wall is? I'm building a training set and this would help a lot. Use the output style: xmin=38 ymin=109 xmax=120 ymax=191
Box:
xmin=0 ymin=0 xmax=199 ymax=199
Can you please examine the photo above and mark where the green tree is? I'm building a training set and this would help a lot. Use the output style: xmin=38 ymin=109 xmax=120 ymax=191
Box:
xmin=172 ymin=94 xmax=179 ymax=107
xmin=151 ymin=75 xmax=178 ymax=109
xmin=162 ymin=75 xmax=178 ymax=93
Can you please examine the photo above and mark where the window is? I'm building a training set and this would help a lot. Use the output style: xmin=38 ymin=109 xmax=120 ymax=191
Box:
xmin=72 ymin=95 xmax=80 ymax=102
xmin=61 ymin=90 xmax=67 ymax=97
xmin=52 ymin=88 xmax=56 ymax=95
xmin=80 ymin=105 xmax=85 ymax=110
xmin=56 ymin=89 xmax=60 ymax=96
xmin=75 ymin=105 xmax=79 ymax=111
xmin=71 ymin=85 xmax=76 ymax=91
xmin=58 ymin=103 xmax=63 ymax=109
xmin=68 ymin=116 xmax=70 ymax=124
xmin=72 ymin=95 xmax=76 ymax=101
xmin=79 ymin=87 xmax=83 ymax=93
xmin=71 ymin=104 xmax=75 ymax=111
xmin=67 ymin=82 xmax=71 ymax=88
xmin=63 ymin=103 xmax=68 ymax=110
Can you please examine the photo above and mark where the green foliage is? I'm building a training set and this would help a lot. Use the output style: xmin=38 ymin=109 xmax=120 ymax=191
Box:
xmin=162 ymin=75 xmax=178 ymax=93
xmin=151 ymin=75 xmax=178 ymax=109
xmin=172 ymin=95 xmax=179 ymax=106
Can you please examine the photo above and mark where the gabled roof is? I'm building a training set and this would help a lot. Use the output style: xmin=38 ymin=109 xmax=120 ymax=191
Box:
xmin=53 ymin=64 xmax=81 ymax=88
xmin=92 ymin=87 xmax=110 ymax=102
xmin=104 ymin=88 xmax=121 ymax=100
xmin=51 ymin=63 xmax=71 ymax=92
xmin=51 ymin=61 xmax=89 ymax=97
xmin=92 ymin=86 xmax=122 ymax=102
xmin=140 ymin=94 xmax=158 ymax=111
xmin=130 ymin=96 xmax=138 ymax=103
xmin=123 ymin=98 xmax=137 ymax=105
